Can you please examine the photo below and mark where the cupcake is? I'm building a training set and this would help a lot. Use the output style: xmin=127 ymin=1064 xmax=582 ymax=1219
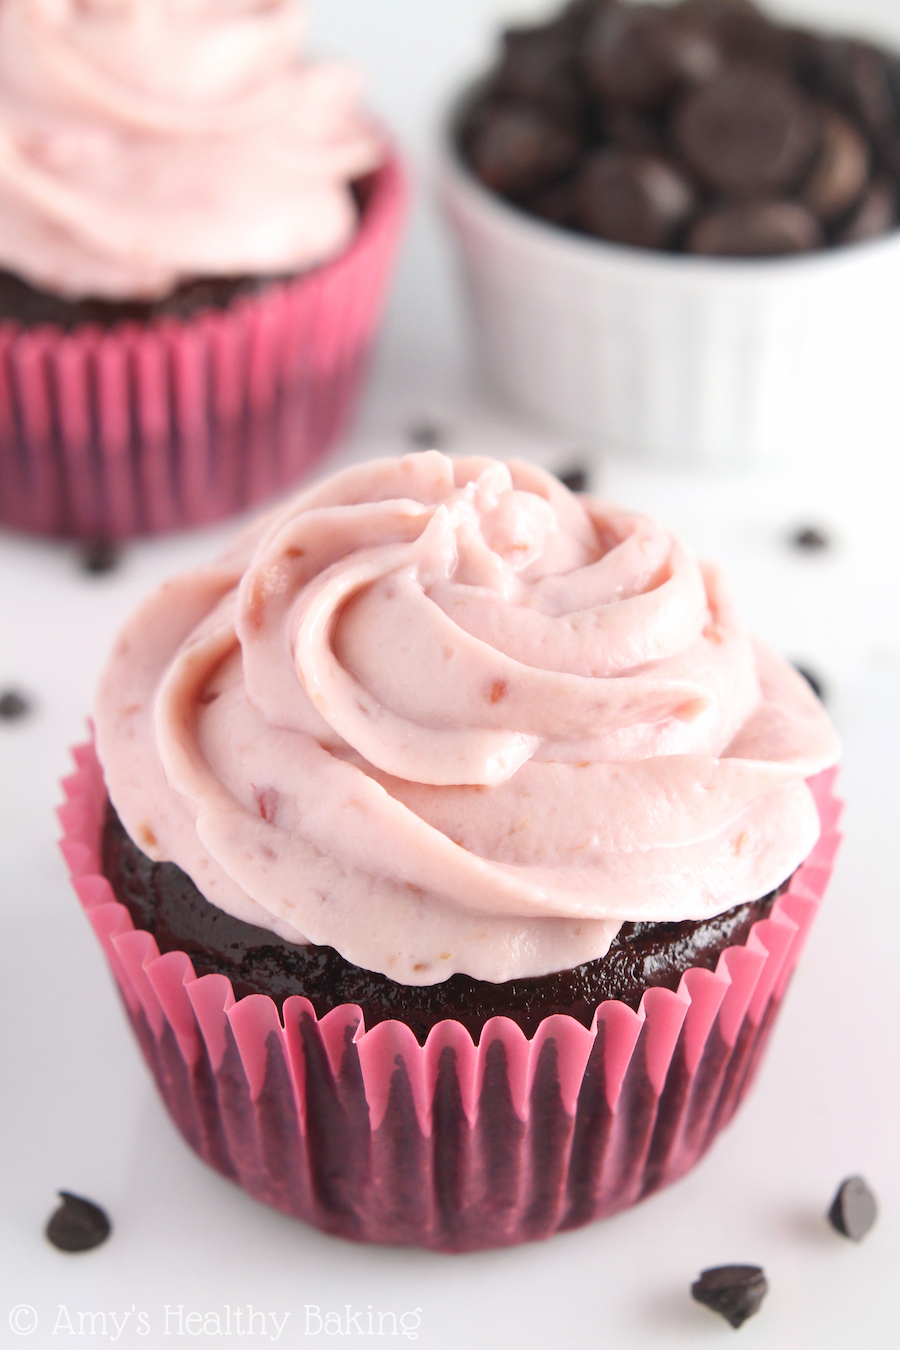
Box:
xmin=0 ymin=0 xmax=405 ymax=539
xmin=61 ymin=452 xmax=841 ymax=1250
xmin=441 ymin=0 xmax=900 ymax=466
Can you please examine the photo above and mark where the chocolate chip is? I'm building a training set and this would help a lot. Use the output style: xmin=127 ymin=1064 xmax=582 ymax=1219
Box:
xmin=838 ymin=175 xmax=898 ymax=244
xmin=828 ymin=1176 xmax=878 ymax=1241
xmin=597 ymin=104 xmax=664 ymax=154
xmin=801 ymin=108 xmax=870 ymax=221
xmin=793 ymin=664 xmax=826 ymax=701
xmin=527 ymin=175 xmax=580 ymax=226
xmin=687 ymin=199 xmax=822 ymax=256
xmin=673 ymin=66 xmax=820 ymax=197
xmin=467 ymin=103 xmax=582 ymax=198
xmin=791 ymin=524 xmax=831 ymax=551
xmin=558 ymin=465 xmax=589 ymax=492
xmin=679 ymin=0 xmax=796 ymax=70
xmin=582 ymin=3 xmax=721 ymax=111
xmin=80 ymin=539 xmax=120 ymax=575
xmin=494 ymin=21 xmax=584 ymax=117
xmin=808 ymin=39 xmax=899 ymax=139
xmin=0 ymin=688 xmax=32 ymax=721
xmin=574 ymin=148 xmax=696 ymax=248
xmin=45 ymin=1192 xmax=111 ymax=1253
xmin=691 ymin=1265 xmax=768 ymax=1329
xmin=407 ymin=421 xmax=446 ymax=449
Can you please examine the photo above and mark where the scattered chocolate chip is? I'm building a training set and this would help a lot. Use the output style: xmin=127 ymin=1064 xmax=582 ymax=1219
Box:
xmin=558 ymin=465 xmax=589 ymax=491
xmin=467 ymin=103 xmax=582 ymax=198
xmin=407 ymin=421 xmax=446 ymax=449
xmin=691 ymin=1265 xmax=768 ymax=1329
xmin=80 ymin=539 xmax=120 ymax=575
xmin=791 ymin=524 xmax=831 ymax=551
xmin=828 ymin=1176 xmax=878 ymax=1241
xmin=45 ymin=1192 xmax=111 ymax=1253
xmin=596 ymin=104 xmax=664 ymax=154
xmin=801 ymin=108 xmax=870 ymax=221
xmin=793 ymin=663 xmax=826 ymax=702
xmin=0 ymin=688 xmax=32 ymax=721
xmin=527 ymin=174 xmax=580 ymax=226
xmin=673 ymin=66 xmax=821 ymax=197
xmin=574 ymin=148 xmax=696 ymax=248
xmin=688 ymin=199 xmax=822 ymax=256
xmin=838 ymin=175 xmax=898 ymax=244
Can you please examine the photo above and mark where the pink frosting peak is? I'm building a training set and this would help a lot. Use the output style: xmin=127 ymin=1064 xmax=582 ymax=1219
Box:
xmin=95 ymin=454 xmax=840 ymax=984
xmin=0 ymin=0 xmax=384 ymax=299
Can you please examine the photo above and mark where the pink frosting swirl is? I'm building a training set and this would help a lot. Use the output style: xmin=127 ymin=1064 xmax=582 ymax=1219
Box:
xmin=0 ymin=0 xmax=384 ymax=299
xmin=95 ymin=453 xmax=840 ymax=984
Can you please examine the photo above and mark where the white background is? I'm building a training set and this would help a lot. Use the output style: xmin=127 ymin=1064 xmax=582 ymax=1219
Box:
xmin=2 ymin=2 xmax=899 ymax=1347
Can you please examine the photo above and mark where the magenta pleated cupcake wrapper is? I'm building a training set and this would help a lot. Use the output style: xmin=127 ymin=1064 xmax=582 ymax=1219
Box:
xmin=0 ymin=159 xmax=406 ymax=540
xmin=59 ymin=742 xmax=842 ymax=1252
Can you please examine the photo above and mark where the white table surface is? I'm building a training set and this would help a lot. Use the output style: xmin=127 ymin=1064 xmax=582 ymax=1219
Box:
xmin=2 ymin=3 xmax=900 ymax=1348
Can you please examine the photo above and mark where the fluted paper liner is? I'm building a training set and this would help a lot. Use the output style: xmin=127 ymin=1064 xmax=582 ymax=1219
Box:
xmin=59 ymin=741 xmax=842 ymax=1251
xmin=0 ymin=158 xmax=406 ymax=540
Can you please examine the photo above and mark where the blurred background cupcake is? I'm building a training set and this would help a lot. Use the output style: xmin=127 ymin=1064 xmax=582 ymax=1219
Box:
xmin=0 ymin=0 xmax=406 ymax=540
xmin=441 ymin=0 xmax=900 ymax=467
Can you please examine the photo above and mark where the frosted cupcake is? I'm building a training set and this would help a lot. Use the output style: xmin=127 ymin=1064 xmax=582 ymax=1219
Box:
xmin=0 ymin=0 xmax=405 ymax=538
xmin=61 ymin=452 xmax=842 ymax=1249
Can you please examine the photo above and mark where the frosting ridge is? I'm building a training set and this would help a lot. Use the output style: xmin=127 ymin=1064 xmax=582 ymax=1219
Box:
xmin=95 ymin=453 xmax=840 ymax=983
xmin=0 ymin=0 xmax=384 ymax=299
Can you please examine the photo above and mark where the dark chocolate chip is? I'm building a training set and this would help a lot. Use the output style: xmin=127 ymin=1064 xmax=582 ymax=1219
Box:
xmin=582 ymin=3 xmax=721 ymax=111
xmin=679 ymin=0 xmax=796 ymax=71
xmin=801 ymin=107 xmax=870 ymax=221
xmin=574 ymin=147 xmax=696 ymax=248
xmin=828 ymin=1176 xmax=878 ymax=1241
xmin=494 ymin=21 xmax=584 ymax=117
xmin=467 ymin=103 xmax=582 ymax=198
xmin=807 ymin=39 xmax=899 ymax=138
xmin=558 ymin=465 xmax=589 ymax=492
xmin=793 ymin=663 xmax=826 ymax=702
xmin=691 ymin=1265 xmax=768 ymax=1329
xmin=838 ymin=175 xmax=898 ymax=244
xmin=80 ymin=539 xmax=120 ymax=575
xmin=596 ymin=104 xmax=664 ymax=154
xmin=673 ymin=66 xmax=820 ymax=197
xmin=791 ymin=524 xmax=831 ymax=551
xmin=407 ymin=421 xmax=446 ymax=449
xmin=46 ymin=1192 xmax=111 ymax=1253
xmin=0 ymin=688 xmax=32 ymax=721
xmin=526 ymin=175 xmax=580 ymax=227
xmin=687 ymin=199 xmax=822 ymax=256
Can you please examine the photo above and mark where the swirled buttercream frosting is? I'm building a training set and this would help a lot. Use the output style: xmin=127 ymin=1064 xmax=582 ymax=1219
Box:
xmin=0 ymin=0 xmax=384 ymax=300
xmin=95 ymin=453 xmax=840 ymax=984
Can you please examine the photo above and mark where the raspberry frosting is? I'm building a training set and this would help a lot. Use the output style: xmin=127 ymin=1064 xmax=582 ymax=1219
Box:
xmin=0 ymin=0 xmax=384 ymax=300
xmin=95 ymin=453 xmax=840 ymax=984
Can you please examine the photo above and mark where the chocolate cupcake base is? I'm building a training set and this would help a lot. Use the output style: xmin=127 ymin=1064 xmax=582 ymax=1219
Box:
xmin=61 ymin=743 xmax=842 ymax=1251
xmin=101 ymin=802 xmax=787 ymax=1044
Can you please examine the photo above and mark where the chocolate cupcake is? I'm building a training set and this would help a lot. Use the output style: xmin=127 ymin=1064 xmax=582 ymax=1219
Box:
xmin=61 ymin=453 xmax=842 ymax=1250
xmin=0 ymin=0 xmax=406 ymax=539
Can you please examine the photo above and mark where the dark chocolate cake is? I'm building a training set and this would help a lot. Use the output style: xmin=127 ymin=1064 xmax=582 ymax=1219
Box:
xmin=102 ymin=801 xmax=784 ymax=1045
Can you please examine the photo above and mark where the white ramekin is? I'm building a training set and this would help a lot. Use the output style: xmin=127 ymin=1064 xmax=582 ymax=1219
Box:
xmin=439 ymin=134 xmax=900 ymax=468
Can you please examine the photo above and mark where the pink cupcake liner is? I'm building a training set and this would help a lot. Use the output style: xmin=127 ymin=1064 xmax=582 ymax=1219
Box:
xmin=59 ymin=740 xmax=842 ymax=1252
xmin=0 ymin=158 xmax=406 ymax=540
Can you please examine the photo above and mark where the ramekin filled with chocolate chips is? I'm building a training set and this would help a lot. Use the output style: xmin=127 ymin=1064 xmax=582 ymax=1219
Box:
xmin=441 ymin=0 xmax=900 ymax=466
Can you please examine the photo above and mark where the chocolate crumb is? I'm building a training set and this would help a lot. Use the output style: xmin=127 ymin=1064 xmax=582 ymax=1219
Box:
xmin=80 ymin=539 xmax=120 ymax=575
xmin=558 ymin=465 xmax=589 ymax=492
xmin=0 ymin=689 xmax=31 ymax=721
xmin=691 ymin=1265 xmax=768 ymax=1329
xmin=407 ymin=421 xmax=446 ymax=449
xmin=45 ymin=1192 xmax=111 ymax=1253
xmin=791 ymin=525 xmax=831 ymax=551
xmin=793 ymin=663 xmax=826 ymax=702
xmin=828 ymin=1176 xmax=878 ymax=1241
